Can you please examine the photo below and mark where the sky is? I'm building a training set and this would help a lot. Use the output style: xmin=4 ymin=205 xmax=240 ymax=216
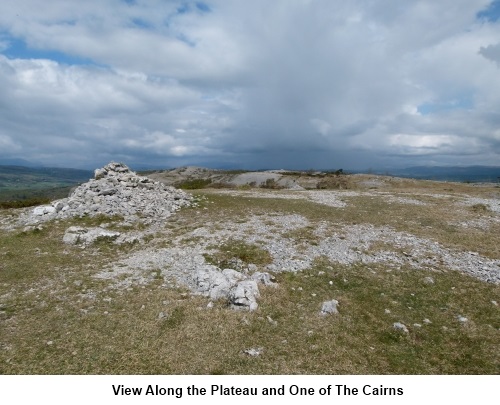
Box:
xmin=0 ymin=0 xmax=500 ymax=170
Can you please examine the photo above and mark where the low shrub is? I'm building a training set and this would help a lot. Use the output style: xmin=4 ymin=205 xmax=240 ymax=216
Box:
xmin=260 ymin=178 xmax=283 ymax=189
xmin=176 ymin=179 xmax=212 ymax=190
xmin=317 ymin=174 xmax=350 ymax=190
xmin=0 ymin=198 xmax=51 ymax=209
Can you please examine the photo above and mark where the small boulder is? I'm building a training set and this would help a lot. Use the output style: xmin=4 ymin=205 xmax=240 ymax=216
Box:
xmin=94 ymin=168 xmax=107 ymax=180
xmin=393 ymin=322 xmax=409 ymax=333
xmin=222 ymin=268 xmax=246 ymax=284
xmin=320 ymin=299 xmax=339 ymax=315
xmin=63 ymin=226 xmax=120 ymax=246
xmin=33 ymin=205 xmax=56 ymax=216
xmin=422 ymin=276 xmax=435 ymax=285
xmin=244 ymin=347 xmax=263 ymax=357
xmin=195 ymin=267 xmax=236 ymax=300
xmin=99 ymin=188 xmax=117 ymax=196
xmin=52 ymin=201 xmax=65 ymax=212
xmin=229 ymin=280 xmax=260 ymax=311
xmin=252 ymin=272 xmax=277 ymax=287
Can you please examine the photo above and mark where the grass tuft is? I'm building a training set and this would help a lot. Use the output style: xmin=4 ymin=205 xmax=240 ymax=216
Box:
xmin=204 ymin=239 xmax=273 ymax=269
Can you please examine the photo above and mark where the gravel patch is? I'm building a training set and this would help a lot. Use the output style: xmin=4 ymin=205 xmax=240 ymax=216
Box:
xmin=98 ymin=212 xmax=500 ymax=290
xmin=461 ymin=197 xmax=500 ymax=214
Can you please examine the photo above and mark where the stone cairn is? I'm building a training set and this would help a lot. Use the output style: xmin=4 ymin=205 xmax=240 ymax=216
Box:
xmin=25 ymin=162 xmax=192 ymax=224
xmin=23 ymin=162 xmax=276 ymax=311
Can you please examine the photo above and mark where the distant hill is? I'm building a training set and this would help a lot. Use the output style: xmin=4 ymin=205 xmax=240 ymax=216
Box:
xmin=0 ymin=158 xmax=43 ymax=167
xmin=0 ymin=165 xmax=93 ymax=201
xmin=373 ymin=166 xmax=500 ymax=183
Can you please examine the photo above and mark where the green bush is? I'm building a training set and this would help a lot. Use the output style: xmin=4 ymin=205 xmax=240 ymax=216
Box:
xmin=0 ymin=198 xmax=51 ymax=209
xmin=176 ymin=179 xmax=212 ymax=190
xmin=260 ymin=178 xmax=283 ymax=189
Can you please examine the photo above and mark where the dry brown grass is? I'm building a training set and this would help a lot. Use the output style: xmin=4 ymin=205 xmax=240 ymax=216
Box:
xmin=1 ymin=178 xmax=499 ymax=374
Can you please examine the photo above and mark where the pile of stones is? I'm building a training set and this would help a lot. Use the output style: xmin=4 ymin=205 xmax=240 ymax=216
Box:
xmin=194 ymin=268 xmax=278 ymax=311
xmin=24 ymin=162 xmax=193 ymax=224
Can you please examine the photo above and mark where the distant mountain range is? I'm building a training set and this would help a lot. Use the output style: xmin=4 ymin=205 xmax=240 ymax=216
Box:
xmin=373 ymin=166 xmax=500 ymax=183
xmin=0 ymin=158 xmax=45 ymax=167
xmin=0 ymin=165 xmax=93 ymax=185
xmin=0 ymin=163 xmax=499 ymax=200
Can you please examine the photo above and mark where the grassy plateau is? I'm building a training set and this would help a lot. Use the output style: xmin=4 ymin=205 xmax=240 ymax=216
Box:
xmin=0 ymin=175 xmax=499 ymax=374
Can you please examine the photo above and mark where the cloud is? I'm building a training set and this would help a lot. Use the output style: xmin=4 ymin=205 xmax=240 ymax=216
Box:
xmin=480 ymin=42 xmax=500 ymax=65
xmin=0 ymin=0 xmax=499 ymax=169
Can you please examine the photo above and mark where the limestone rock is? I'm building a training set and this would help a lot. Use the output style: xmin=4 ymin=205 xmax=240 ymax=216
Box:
xmin=94 ymin=168 xmax=107 ymax=180
xmin=244 ymin=347 xmax=263 ymax=357
xmin=393 ymin=322 xmax=409 ymax=333
xmin=229 ymin=279 xmax=260 ymax=311
xmin=422 ymin=276 xmax=435 ymax=285
xmin=252 ymin=271 xmax=278 ymax=287
xmin=63 ymin=226 xmax=120 ymax=246
xmin=33 ymin=205 xmax=56 ymax=216
xmin=320 ymin=299 xmax=339 ymax=315
xmin=195 ymin=267 xmax=236 ymax=300
xmin=195 ymin=268 xmax=261 ymax=311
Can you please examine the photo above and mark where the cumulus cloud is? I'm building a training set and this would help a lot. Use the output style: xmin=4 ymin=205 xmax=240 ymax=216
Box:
xmin=0 ymin=0 xmax=499 ymax=169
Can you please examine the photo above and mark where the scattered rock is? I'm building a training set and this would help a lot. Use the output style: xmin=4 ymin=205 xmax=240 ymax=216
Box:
xmin=393 ymin=322 xmax=409 ymax=333
xmin=195 ymin=267 xmax=239 ymax=300
xmin=251 ymin=272 xmax=277 ymax=287
xmin=229 ymin=280 xmax=260 ymax=311
xmin=33 ymin=206 xmax=56 ymax=216
xmin=266 ymin=316 xmax=278 ymax=326
xmin=320 ymin=299 xmax=339 ymax=315
xmin=63 ymin=226 xmax=120 ymax=246
xmin=244 ymin=347 xmax=263 ymax=357
xmin=423 ymin=276 xmax=435 ymax=285
xmin=247 ymin=263 xmax=258 ymax=272
xmin=195 ymin=268 xmax=261 ymax=311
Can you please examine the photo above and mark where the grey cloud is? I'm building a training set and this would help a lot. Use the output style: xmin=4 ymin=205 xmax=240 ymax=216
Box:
xmin=479 ymin=42 xmax=500 ymax=65
xmin=0 ymin=0 xmax=499 ymax=169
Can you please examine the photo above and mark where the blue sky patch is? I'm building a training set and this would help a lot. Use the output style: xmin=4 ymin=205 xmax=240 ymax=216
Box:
xmin=130 ymin=18 xmax=154 ymax=30
xmin=177 ymin=2 xmax=211 ymax=15
xmin=477 ymin=0 xmax=500 ymax=22
xmin=195 ymin=2 xmax=211 ymax=13
xmin=176 ymin=33 xmax=196 ymax=47
xmin=417 ymin=96 xmax=473 ymax=115
xmin=1 ymin=34 xmax=100 ymax=66
xmin=177 ymin=3 xmax=191 ymax=14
